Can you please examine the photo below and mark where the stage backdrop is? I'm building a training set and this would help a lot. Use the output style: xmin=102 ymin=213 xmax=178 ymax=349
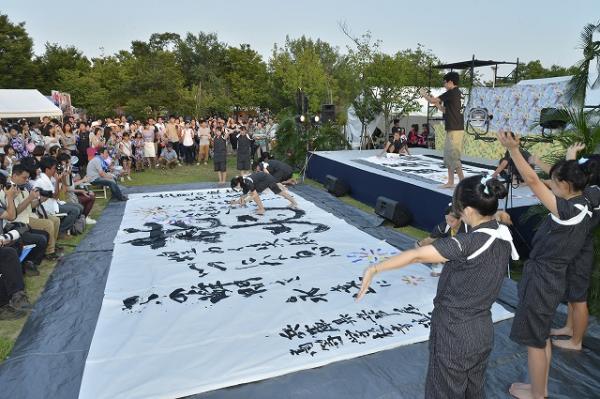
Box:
xmin=79 ymin=189 xmax=513 ymax=399
xmin=434 ymin=79 xmax=570 ymax=160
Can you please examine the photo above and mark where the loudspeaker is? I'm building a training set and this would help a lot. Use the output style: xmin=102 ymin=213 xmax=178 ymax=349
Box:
xmin=375 ymin=196 xmax=412 ymax=227
xmin=540 ymin=108 xmax=567 ymax=130
xmin=321 ymin=104 xmax=336 ymax=123
xmin=325 ymin=175 xmax=350 ymax=197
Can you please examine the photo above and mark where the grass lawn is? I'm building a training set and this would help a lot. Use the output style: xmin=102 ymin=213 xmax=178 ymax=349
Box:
xmin=0 ymin=158 xmax=427 ymax=362
xmin=0 ymin=196 xmax=109 ymax=361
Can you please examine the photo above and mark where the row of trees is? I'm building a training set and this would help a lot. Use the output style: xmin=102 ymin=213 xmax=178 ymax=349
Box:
xmin=0 ymin=13 xmax=581 ymax=121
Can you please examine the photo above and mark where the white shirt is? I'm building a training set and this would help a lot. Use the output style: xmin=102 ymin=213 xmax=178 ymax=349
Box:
xmin=34 ymin=173 xmax=60 ymax=214
xmin=182 ymin=128 xmax=194 ymax=146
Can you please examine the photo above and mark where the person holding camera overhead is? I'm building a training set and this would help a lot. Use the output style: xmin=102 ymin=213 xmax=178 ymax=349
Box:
xmin=33 ymin=156 xmax=82 ymax=236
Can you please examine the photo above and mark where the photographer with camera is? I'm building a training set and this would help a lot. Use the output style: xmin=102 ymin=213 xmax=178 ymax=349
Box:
xmin=56 ymin=153 xmax=96 ymax=225
xmin=34 ymin=156 xmax=82 ymax=236
xmin=0 ymin=167 xmax=48 ymax=275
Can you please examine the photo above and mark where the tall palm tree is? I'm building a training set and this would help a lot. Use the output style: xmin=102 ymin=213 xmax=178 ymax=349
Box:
xmin=568 ymin=21 xmax=600 ymax=104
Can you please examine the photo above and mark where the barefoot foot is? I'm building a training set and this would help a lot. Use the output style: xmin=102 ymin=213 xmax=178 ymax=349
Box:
xmin=509 ymin=383 xmax=534 ymax=399
xmin=509 ymin=383 xmax=547 ymax=398
xmin=438 ymin=183 xmax=455 ymax=189
xmin=552 ymin=338 xmax=582 ymax=351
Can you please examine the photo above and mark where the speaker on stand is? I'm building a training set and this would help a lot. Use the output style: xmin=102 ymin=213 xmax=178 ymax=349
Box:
xmin=321 ymin=104 xmax=336 ymax=123
xmin=539 ymin=107 xmax=567 ymax=136
xmin=325 ymin=175 xmax=350 ymax=197
xmin=374 ymin=196 xmax=413 ymax=227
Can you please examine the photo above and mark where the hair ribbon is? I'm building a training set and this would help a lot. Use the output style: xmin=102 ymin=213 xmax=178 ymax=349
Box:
xmin=480 ymin=174 xmax=492 ymax=194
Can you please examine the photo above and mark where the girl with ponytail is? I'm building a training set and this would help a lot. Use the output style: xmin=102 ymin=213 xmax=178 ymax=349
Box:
xmin=498 ymin=132 xmax=596 ymax=399
xmin=550 ymin=152 xmax=600 ymax=351
xmin=357 ymin=174 xmax=517 ymax=398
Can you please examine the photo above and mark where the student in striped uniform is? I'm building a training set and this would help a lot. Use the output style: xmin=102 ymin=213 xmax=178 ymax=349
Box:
xmin=498 ymin=132 xmax=596 ymax=399
xmin=253 ymin=159 xmax=295 ymax=185
xmin=551 ymin=154 xmax=600 ymax=350
xmin=357 ymin=174 xmax=517 ymax=398
xmin=230 ymin=171 xmax=298 ymax=215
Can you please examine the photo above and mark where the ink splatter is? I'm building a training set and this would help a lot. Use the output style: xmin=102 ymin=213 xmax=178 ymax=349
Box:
xmin=123 ymin=296 xmax=140 ymax=310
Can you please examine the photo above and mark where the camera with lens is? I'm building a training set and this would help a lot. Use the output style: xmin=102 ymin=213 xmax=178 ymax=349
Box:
xmin=57 ymin=164 xmax=64 ymax=174
xmin=35 ymin=188 xmax=54 ymax=198
xmin=0 ymin=229 xmax=20 ymax=243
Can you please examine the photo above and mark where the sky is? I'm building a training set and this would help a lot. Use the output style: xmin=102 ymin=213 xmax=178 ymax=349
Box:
xmin=2 ymin=0 xmax=596 ymax=79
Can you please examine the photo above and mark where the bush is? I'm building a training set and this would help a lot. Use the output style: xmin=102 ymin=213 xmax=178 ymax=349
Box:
xmin=272 ymin=112 xmax=348 ymax=169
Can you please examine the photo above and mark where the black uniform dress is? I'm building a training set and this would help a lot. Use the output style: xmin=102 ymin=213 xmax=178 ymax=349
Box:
xmin=237 ymin=135 xmax=252 ymax=171
xmin=242 ymin=172 xmax=281 ymax=195
xmin=428 ymin=220 xmax=514 ymax=399
xmin=213 ymin=135 xmax=227 ymax=172
xmin=262 ymin=159 xmax=293 ymax=183
xmin=510 ymin=195 xmax=593 ymax=348
xmin=229 ymin=127 xmax=238 ymax=150
xmin=565 ymin=185 xmax=600 ymax=302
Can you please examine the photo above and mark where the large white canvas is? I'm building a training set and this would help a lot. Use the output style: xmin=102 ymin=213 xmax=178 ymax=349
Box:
xmin=79 ymin=188 xmax=513 ymax=399
xmin=358 ymin=153 xmax=494 ymax=184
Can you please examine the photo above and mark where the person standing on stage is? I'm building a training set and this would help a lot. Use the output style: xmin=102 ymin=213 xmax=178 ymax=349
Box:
xmin=420 ymin=72 xmax=465 ymax=188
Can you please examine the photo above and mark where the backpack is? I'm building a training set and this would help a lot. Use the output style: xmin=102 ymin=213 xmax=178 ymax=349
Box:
xmin=71 ymin=215 xmax=86 ymax=235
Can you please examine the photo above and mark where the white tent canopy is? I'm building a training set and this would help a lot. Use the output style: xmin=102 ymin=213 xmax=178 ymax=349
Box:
xmin=345 ymin=87 xmax=445 ymax=149
xmin=0 ymin=89 xmax=62 ymax=119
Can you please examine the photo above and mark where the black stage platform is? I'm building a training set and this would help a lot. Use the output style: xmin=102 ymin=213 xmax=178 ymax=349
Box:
xmin=306 ymin=149 xmax=541 ymax=255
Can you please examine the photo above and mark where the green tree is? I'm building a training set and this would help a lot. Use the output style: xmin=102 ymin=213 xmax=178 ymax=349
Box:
xmin=35 ymin=43 xmax=90 ymax=94
xmin=175 ymin=32 xmax=227 ymax=89
xmin=518 ymin=59 xmax=578 ymax=81
xmin=223 ymin=44 xmax=270 ymax=109
xmin=121 ymin=49 xmax=190 ymax=118
xmin=175 ymin=32 xmax=229 ymax=117
xmin=568 ymin=21 xmax=600 ymax=104
xmin=366 ymin=52 xmax=421 ymax=136
xmin=0 ymin=14 xmax=36 ymax=88
xmin=58 ymin=56 xmax=124 ymax=117
xmin=269 ymin=36 xmax=338 ymax=113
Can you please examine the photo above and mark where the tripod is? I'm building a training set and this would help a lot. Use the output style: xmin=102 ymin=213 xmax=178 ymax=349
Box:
xmin=298 ymin=123 xmax=318 ymax=184
xmin=501 ymin=161 xmax=532 ymax=279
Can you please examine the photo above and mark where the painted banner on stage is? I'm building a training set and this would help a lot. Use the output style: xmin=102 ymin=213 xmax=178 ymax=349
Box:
xmin=79 ymin=188 xmax=513 ymax=399
xmin=356 ymin=153 xmax=495 ymax=185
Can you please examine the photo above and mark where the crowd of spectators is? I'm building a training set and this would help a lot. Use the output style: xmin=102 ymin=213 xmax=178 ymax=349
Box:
xmin=0 ymin=113 xmax=279 ymax=320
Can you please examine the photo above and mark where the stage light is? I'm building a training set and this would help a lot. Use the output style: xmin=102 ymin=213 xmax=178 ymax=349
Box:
xmin=312 ymin=115 xmax=320 ymax=124
xmin=467 ymin=107 xmax=492 ymax=129
xmin=300 ymin=115 xmax=306 ymax=123
xmin=466 ymin=107 xmax=494 ymax=142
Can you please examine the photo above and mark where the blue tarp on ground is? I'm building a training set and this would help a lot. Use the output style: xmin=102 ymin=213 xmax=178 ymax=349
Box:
xmin=0 ymin=183 xmax=599 ymax=399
